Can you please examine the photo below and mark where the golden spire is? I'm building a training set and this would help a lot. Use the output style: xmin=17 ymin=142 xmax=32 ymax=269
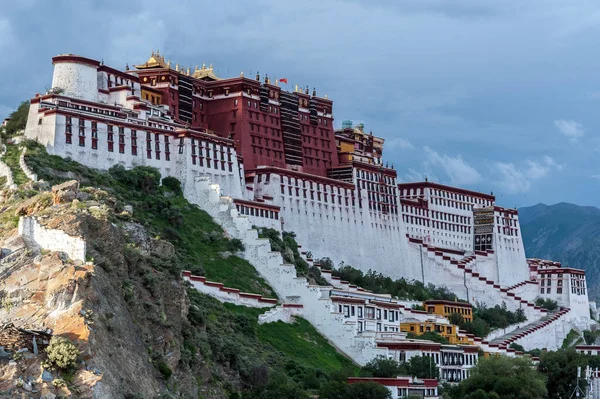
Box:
xmin=275 ymin=79 xmax=279 ymax=86
xmin=325 ymin=94 xmax=328 ymax=99
xmin=167 ymin=60 xmax=171 ymax=68
xmin=209 ymin=63 xmax=213 ymax=70
xmin=134 ymin=50 xmax=168 ymax=70
xmin=240 ymin=71 xmax=244 ymax=77
xmin=295 ymin=84 xmax=299 ymax=92
xmin=202 ymin=63 xmax=206 ymax=70
xmin=175 ymin=63 xmax=179 ymax=72
xmin=187 ymin=67 xmax=190 ymax=75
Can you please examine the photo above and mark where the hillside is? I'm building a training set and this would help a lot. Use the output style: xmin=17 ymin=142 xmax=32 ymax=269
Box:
xmin=520 ymin=202 xmax=600 ymax=301
xmin=0 ymin=140 xmax=358 ymax=398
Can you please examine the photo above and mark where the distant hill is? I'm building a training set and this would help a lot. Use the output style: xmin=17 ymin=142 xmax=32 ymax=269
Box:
xmin=519 ymin=202 xmax=600 ymax=302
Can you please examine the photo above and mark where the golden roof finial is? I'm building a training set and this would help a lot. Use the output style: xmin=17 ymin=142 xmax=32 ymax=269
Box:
xmin=295 ymin=84 xmax=299 ymax=92
xmin=151 ymin=50 xmax=155 ymax=56
xmin=275 ymin=79 xmax=279 ymax=86
xmin=202 ymin=63 xmax=206 ymax=70
xmin=240 ymin=71 xmax=244 ymax=77
xmin=325 ymin=94 xmax=328 ymax=99
xmin=209 ymin=63 xmax=213 ymax=70
xmin=167 ymin=60 xmax=171 ymax=68
xmin=175 ymin=63 xmax=179 ymax=72
xmin=187 ymin=67 xmax=191 ymax=75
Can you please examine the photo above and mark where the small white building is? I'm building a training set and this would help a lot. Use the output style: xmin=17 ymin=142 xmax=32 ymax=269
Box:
xmin=348 ymin=376 xmax=439 ymax=399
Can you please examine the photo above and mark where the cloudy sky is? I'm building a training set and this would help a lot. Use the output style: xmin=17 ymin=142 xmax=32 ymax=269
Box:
xmin=2 ymin=0 xmax=600 ymax=208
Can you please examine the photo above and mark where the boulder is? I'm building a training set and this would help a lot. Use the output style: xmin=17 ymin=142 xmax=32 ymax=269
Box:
xmin=52 ymin=180 xmax=79 ymax=205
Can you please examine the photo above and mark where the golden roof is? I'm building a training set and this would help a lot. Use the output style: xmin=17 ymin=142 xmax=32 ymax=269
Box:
xmin=192 ymin=63 xmax=219 ymax=81
xmin=135 ymin=50 xmax=169 ymax=70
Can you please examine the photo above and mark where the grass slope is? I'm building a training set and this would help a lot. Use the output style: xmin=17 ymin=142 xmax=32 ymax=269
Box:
xmin=187 ymin=291 xmax=358 ymax=397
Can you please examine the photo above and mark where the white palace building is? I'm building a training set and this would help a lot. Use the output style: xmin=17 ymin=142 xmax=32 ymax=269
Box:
xmin=18 ymin=53 xmax=598 ymax=382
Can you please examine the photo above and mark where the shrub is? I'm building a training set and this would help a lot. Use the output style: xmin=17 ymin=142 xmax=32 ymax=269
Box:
xmin=156 ymin=360 xmax=173 ymax=380
xmin=227 ymin=238 xmax=245 ymax=252
xmin=360 ymin=357 xmax=403 ymax=378
xmin=44 ymin=336 xmax=80 ymax=370
xmin=535 ymin=298 xmax=558 ymax=311
xmin=162 ymin=176 xmax=183 ymax=195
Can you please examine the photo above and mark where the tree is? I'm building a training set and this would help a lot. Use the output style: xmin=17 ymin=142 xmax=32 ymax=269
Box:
xmin=399 ymin=355 xmax=440 ymax=379
xmin=535 ymin=298 xmax=558 ymax=311
xmin=361 ymin=357 xmax=403 ymax=378
xmin=538 ymin=349 xmax=589 ymax=398
xmin=450 ymin=356 xmax=546 ymax=399
xmin=4 ymin=101 xmax=30 ymax=136
xmin=347 ymin=382 xmax=391 ymax=399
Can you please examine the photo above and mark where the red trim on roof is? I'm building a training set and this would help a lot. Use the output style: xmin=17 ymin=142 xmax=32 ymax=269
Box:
xmin=397 ymin=181 xmax=495 ymax=201
xmin=52 ymin=54 xmax=100 ymax=68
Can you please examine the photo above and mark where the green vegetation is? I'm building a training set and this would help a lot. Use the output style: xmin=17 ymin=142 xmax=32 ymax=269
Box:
xmin=561 ymin=329 xmax=583 ymax=349
xmin=509 ymin=343 xmax=525 ymax=352
xmin=2 ymin=100 xmax=29 ymax=136
xmin=535 ymin=297 xmax=559 ymax=311
xmin=320 ymin=261 xmax=461 ymax=301
xmin=42 ymin=336 xmax=80 ymax=371
xmin=22 ymin=140 xmax=274 ymax=296
xmin=360 ymin=356 xmax=439 ymax=380
xmin=407 ymin=331 xmax=449 ymax=344
xmin=449 ymin=303 xmax=526 ymax=338
xmin=2 ymin=143 xmax=27 ymax=185
xmin=186 ymin=289 xmax=358 ymax=398
xmin=448 ymin=356 xmax=547 ymax=399
xmin=583 ymin=329 xmax=600 ymax=345
xmin=320 ymin=381 xmax=391 ymax=399
xmin=258 ymin=228 xmax=327 ymax=285
xmin=538 ymin=348 xmax=600 ymax=398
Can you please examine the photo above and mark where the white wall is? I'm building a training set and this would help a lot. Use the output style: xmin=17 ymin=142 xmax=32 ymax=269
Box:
xmin=182 ymin=271 xmax=277 ymax=308
xmin=52 ymin=62 xmax=98 ymax=102
xmin=18 ymin=216 xmax=86 ymax=262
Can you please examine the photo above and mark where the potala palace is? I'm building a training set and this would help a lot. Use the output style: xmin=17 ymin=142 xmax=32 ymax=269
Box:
xmin=17 ymin=52 xmax=599 ymax=389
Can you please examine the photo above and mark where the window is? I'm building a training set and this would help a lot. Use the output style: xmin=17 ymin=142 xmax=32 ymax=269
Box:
xmin=131 ymin=130 xmax=137 ymax=155
xmin=118 ymin=126 xmax=125 ymax=154
xmin=78 ymin=121 xmax=85 ymax=147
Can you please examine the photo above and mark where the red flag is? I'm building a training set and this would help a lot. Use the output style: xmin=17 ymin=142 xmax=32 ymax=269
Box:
xmin=279 ymin=78 xmax=288 ymax=83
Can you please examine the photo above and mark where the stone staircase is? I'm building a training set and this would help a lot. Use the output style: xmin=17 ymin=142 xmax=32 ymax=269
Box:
xmin=409 ymin=238 xmax=547 ymax=320
xmin=185 ymin=176 xmax=390 ymax=364
xmin=489 ymin=308 xmax=571 ymax=347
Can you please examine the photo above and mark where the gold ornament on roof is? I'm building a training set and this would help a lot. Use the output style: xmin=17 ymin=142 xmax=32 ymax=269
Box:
xmin=192 ymin=62 xmax=220 ymax=80
xmin=134 ymin=50 xmax=169 ymax=69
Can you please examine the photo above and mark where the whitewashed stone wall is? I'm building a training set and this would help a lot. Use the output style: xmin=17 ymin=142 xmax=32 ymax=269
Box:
xmin=18 ymin=216 xmax=86 ymax=262
xmin=251 ymin=171 xmax=412 ymax=280
xmin=52 ymin=62 xmax=98 ymax=102
xmin=0 ymin=143 xmax=16 ymax=189
xmin=19 ymin=147 xmax=37 ymax=181
xmin=258 ymin=304 xmax=304 ymax=324
xmin=512 ymin=312 xmax=573 ymax=351
xmin=182 ymin=271 xmax=278 ymax=308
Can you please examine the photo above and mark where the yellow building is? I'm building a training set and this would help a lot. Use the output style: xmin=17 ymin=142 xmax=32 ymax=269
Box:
xmin=424 ymin=300 xmax=473 ymax=322
xmin=400 ymin=318 xmax=473 ymax=345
